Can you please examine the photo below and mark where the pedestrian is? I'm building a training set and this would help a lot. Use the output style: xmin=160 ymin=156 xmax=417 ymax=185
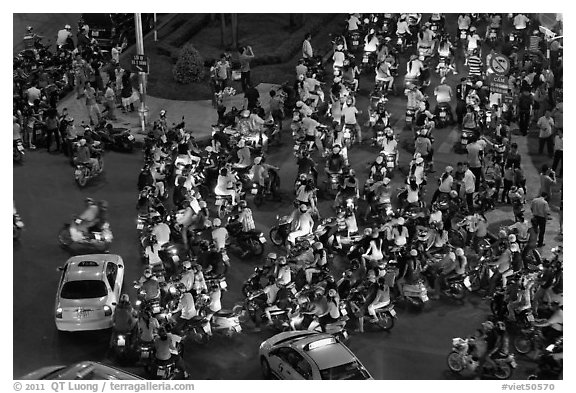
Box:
xmin=533 ymin=83 xmax=549 ymax=123
xmin=244 ymin=83 xmax=260 ymax=112
xmin=537 ymin=110 xmax=554 ymax=157
xmin=111 ymin=42 xmax=123 ymax=65
xmin=505 ymin=142 xmax=521 ymax=168
xmin=514 ymin=165 xmax=527 ymax=198
xmin=466 ymin=135 xmax=483 ymax=190
xmin=530 ymin=193 xmax=550 ymax=248
xmin=84 ymin=82 xmax=101 ymax=126
xmin=517 ymin=89 xmax=533 ymax=136
xmin=462 ymin=162 xmax=476 ymax=211
xmin=239 ymin=45 xmax=255 ymax=93
xmin=72 ymin=53 xmax=89 ymax=99
xmin=501 ymin=163 xmax=514 ymax=204
xmin=268 ymin=89 xmax=284 ymax=132
xmin=539 ymin=164 xmax=556 ymax=201
xmin=215 ymin=54 xmax=230 ymax=91
xmin=551 ymin=129 xmax=562 ymax=176
xmin=302 ymin=32 xmax=313 ymax=59
xmin=103 ymin=81 xmax=117 ymax=121
xmin=44 ymin=108 xmax=60 ymax=153
xmin=121 ymin=70 xmax=134 ymax=113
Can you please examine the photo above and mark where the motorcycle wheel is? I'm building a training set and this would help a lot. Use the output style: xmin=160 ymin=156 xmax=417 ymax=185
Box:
xmin=75 ymin=169 xmax=88 ymax=187
xmin=269 ymin=227 xmax=284 ymax=247
xmin=253 ymin=193 xmax=264 ymax=207
xmin=261 ymin=357 xmax=272 ymax=379
xmin=249 ymin=238 xmax=265 ymax=256
xmin=58 ymin=227 xmax=72 ymax=247
xmin=376 ymin=313 xmax=394 ymax=331
xmin=446 ymin=352 xmax=464 ymax=373
xmin=449 ymin=282 xmax=467 ymax=300
xmin=513 ymin=334 xmax=533 ymax=355
xmin=493 ymin=363 xmax=513 ymax=380
xmin=217 ymin=204 xmax=227 ymax=219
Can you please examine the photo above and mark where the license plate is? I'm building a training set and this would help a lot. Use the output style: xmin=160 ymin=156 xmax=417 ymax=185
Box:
xmin=388 ymin=309 xmax=397 ymax=317
xmin=220 ymin=281 xmax=228 ymax=289
xmin=490 ymin=32 xmax=496 ymax=38
xmin=153 ymin=305 xmax=161 ymax=314
xmin=431 ymin=25 xmax=438 ymax=31
xmin=117 ymin=336 xmax=126 ymax=347
xmin=397 ymin=38 xmax=402 ymax=45
xmin=341 ymin=308 xmax=347 ymax=316
xmin=259 ymin=235 xmax=267 ymax=243
xmin=75 ymin=169 xmax=82 ymax=176
xmin=363 ymin=57 xmax=369 ymax=63
xmin=127 ymin=134 xmax=135 ymax=141
xmin=440 ymin=112 xmax=446 ymax=118
xmin=251 ymin=188 xmax=258 ymax=195
xmin=511 ymin=360 xmax=517 ymax=368
xmin=172 ymin=255 xmax=180 ymax=262
xmin=387 ymin=162 xmax=394 ymax=168
xmin=92 ymin=31 xmax=99 ymax=37
xmin=137 ymin=223 xmax=144 ymax=230
xmin=332 ymin=183 xmax=339 ymax=190
xmin=342 ymin=330 xmax=349 ymax=339
xmin=510 ymin=36 xmax=515 ymax=41
xmin=461 ymin=139 xmax=468 ymax=145
xmin=77 ymin=310 xmax=90 ymax=319
xmin=141 ymin=350 xmax=149 ymax=359
xmin=406 ymin=116 xmax=412 ymax=122
xmin=461 ymin=32 xmax=467 ymax=39
xmin=463 ymin=276 xmax=472 ymax=289
xmin=527 ymin=314 xmax=535 ymax=322
xmin=215 ymin=199 xmax=224 ymax=206
xmin=157 ymin=368 xmax=166 ymax=377
xmin=422 ymin=294 xmax=429 ymax=302
xmin=353 ymin=40 xmax=359 ymax=46
xmin=222 ymin=253 xmax=230 ymax=262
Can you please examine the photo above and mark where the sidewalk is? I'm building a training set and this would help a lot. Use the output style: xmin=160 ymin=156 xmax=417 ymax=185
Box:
xmin=56 ymin=82 xmax=279 ymax=146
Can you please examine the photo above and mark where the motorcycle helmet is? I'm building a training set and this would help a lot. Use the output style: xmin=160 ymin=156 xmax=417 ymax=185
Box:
xmin=267 ymin=252 xmax=277 ymax=260
xmin=469 ymin=26 xmax=477 ymax=32
xmin=410 ymin=249 xmax=418 ymax=257
xmin=79 ymin=138 xmax=87 ymax=146
xmin=26 ymin=26 xmax=33 ymax=33
xmin=199 ymin=200 xmax=207 ymax=209
xmin=183 ymin=260 xmax=192 ymax=270
xmin=510 ymin=186 xmax=518 ymax=193
xmin=212 ymin=218 xmax=222 ymax=227
xmin=313 ymin=242 xmax=323 ymax=251
xmin=277 ymin=256 xmax=287 ymax=265
xmin=369 ymin=28 xmax=375 ymax=35
xmin=449 ymin=190 xmax=458 ymax=199
xmin=328 ymin=288 xmax=337 ymax=298
xmin=65 ymin=24 xmax=71 ymax=30
xmin=455 ymin=248 xmax=465 ymax=257
xmin=508 ymin=234 xmax=517 ymax=243
xmin=496 ymin=321 xmax=506 ymax=331
xmin=239 ymin=200 xmax=248 ymax=209
xmin=510 ymin=243 xmax=520 ymax=253
xmin=205 ymin=145 xmax=213 ymax=153
xmin=237 ymin=139 xmax=246 ymax=148
xmin=498 ymin=229 xmax=508 ymax=239
xmin=383 ymin=177 xmax=391 ymax=185
xmin=364 ymin=227 xmax=373 ymax=237
xmin=299 ymin=204 xmax=309 ymax=212
xmin=334 ymin=76 xmax=342 ymax=83
xmin=445 ymin=165 xmax=454 ymax=173
xmin=375 ymin=155 xmax=384 ymax=164
xmin=159 ymin=109 xmax=166 ymax=117
xmin=120 ymin=294 xmax=130 ymax=303
xmin=415 ymin=157 xmax=424 ymax=164
xmin=253 ymin=156 xmax=262 ymax=165
xmin=397 ymin=217 xmax=405 ymax=226
xmin=241 ymin=109 xmax=251 ymax=118
xmin=482 ymin=320 xmax=494 ymax=331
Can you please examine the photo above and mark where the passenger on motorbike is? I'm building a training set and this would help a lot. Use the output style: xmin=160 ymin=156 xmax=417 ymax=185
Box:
xmin=417 ymin=23 xmax=435 ymax=57
xmin=381 ymin=128 xmax=399 ymax=164
xmin=139 ymin=268 xmax=161 ymax=302
xmin=215 ymin=167 xmax=240 ymax=206
xmin=429 ymin=250 xmax=463 ymax=299
xmin=252 ymin=156 xmax=279 ymax=196
xmin=325 ymin=145 xmax=346 ymax=178
xmin=366 ymin=276 xmax=391 ymax=323
xmin=426 ymin=221 xmax=449 ymax=252
xmin=153 ymin=327 xmax=188 ymax=378
xmin=507 ymin=276 xmax=533 ymax=322
xmin=137 ymin=307 xmax=160 ymax=347
xmin=301 ymin=116 xmax=325 ymax=154
xmin=76 ymin=138 xmax=101 ymax=172
xmin=172 ymin=284 xmax=197 ymax=334
xmin=287 ymin=204 xmax=314 ymax=253
xmin=191 ymin=263 xmax=208 ymax=296
xmin=481 ymin=321 xmax=510 ymax=376
xmin=397 ymin=249 xmax=425 ymax=297
xmin=405 ymin=83 xmax=425 ymax=112
xmin=342 ymin=97 xmax=363 ymax=143
xmin=111 ymin=294 xmax=138 ymax=348
xmin=391 ymin=216 xmax=409 ymax=248
xmin=342 ymin=63 xmax=360 ymax=92
xmin=487 ymin=243 xmax=520 ymax=298
xmin=369 ymin=155 xmax=387 ymax=182
xmin=361 ymin=229 xmax=385 ymax=269
xmin=406 ymin=55 xmax=424 ymax=85
xmin=334 ymin=176 xmax=359 ymax=211
xmin=375 ymin=60 xmax=394 ymax=92
xmin=395 ymin=15 xmax=411 ymax=38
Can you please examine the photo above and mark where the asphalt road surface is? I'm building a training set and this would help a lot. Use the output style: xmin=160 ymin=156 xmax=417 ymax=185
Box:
xmin=14 ymin=13 xmax=541 ymax=380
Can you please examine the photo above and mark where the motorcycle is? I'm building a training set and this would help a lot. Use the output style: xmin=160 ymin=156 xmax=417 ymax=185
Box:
xmin=457 ymin=128 xmax=477 ymax=153
xmin=457 ymin=28 xmax=469 ymax=47
xmin=447 ymin=337 xmax=517 ymax=379
xmin=399 ymin=279 xmax=429 ymax=309
xmin=74 ymin=152 xmax=104 ymax=188
xmin=348 ymin=288 xmax=396 ymax=331
xmin=384 ymin=151 xmax=397 ymax=173
xmin=233 ymin=289 xmax=292 ymax=331
xmin=513 ymin=326 xmax=545 ymax=356
xmin=436 ymin=55 xmax=451 ymax=79
xmin=463 ymin=257 xmax=495 ymax=293
xmin=395 ymin=32 xmax=408 ymax=53
xmin=110 ymin=330 xmax=133 ymax=365
xmin=487 ymin=27 xmax=500 ymax=48
xmin=13 ymin=139 xmax=25 ymax=164
xmin=405 ymin=108 xmax=416 ymax=130
xmin=435 ymin=103 xmax=452 ymax=128
xmin=135 ymin=340 xmax=154 ymax=366
xmin=95 ymin=126 xmax=135 ymax=152
xmin=324 ymin=172 xmax=343 ymax=198
xmin=57 ymin=219 xmax=113 ymax=253
xmin=342 ymin=124 xmax=357 ymax=149
xmin=527 ymin=338 xmax=563 ymax=380
xmin=348 ymin=30 xmax=362 ymax=51
xmin=225 ymin=215 xmax=266 ymax=258
xmin=210 ymin=309 xmax=243 ymax=337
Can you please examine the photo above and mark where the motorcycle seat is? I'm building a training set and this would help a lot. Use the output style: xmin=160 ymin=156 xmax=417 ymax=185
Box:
xmin=214 ymin=309 xmax=236 ymax=318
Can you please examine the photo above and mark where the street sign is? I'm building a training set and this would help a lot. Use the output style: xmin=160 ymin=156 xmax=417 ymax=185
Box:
xmin=487 ymin=74 xmax=509 ymax=95
xmin=131 ymin=54 xmax=149 ymax=74
xmin=489 ymin=53 xmax=510 ymax=75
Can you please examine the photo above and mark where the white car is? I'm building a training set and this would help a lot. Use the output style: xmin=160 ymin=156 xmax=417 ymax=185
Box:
xmin=54 ymin=254 xmax=125 ymax=332
xmin=259 ymin=331 xmax=373 ymax=380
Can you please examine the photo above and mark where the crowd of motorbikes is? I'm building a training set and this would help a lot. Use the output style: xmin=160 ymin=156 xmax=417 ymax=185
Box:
xmin=15 ymin=13 xmax=562 ymax=380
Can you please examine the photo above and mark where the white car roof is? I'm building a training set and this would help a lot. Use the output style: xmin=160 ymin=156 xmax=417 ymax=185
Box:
xmin=64 ymin=254 xmax=123 ymax=282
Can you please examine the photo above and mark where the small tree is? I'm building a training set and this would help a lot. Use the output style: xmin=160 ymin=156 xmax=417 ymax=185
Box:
xmin=172 ymin=44 xmax=205 ymax=84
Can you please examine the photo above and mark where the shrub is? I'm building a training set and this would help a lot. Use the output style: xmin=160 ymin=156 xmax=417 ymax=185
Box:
xmin=172 ymin=44 xmax=206 ymax=84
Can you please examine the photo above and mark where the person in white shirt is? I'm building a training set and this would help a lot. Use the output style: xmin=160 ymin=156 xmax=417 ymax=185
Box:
xmin=56 ymin=25 xmax=72 ymax=47
xmin=406 ymin=55 xmax=424 ymax=82
xmin=396 ymin=16 xmax=411 ymax=36
xmin=287 ymin=204 xmax=314 ymax=253
xmin=513 ymin=13 xmax=530 ymax=30
xmin=332 ymin=46 xmax=346 ymax=71
xmin=341 ymin=98 xmax=362 ymax=143
xmin=302 ymin=33 xmax=313 ymax=59
xmin=462 ymin=162 xmax=476 ymax=210
xmin=457 ymin=14 xmax=471 ymax=30
xmin=434 ymin=79 xmax=453 ymax=119
xmin=211 ymin=218 xmax=229 ymax=251
xmin=111 ymin=43 xmax=124 ymax=64
xmin=537 ymin=111 xmax=555 ymax=157
xmin=347 ymin=14 xmax=361 ymax=31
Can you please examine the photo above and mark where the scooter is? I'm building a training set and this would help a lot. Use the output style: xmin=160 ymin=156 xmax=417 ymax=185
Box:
xmin=399 ymin=279 xmax=429 ymax=309
xmin=110 ymin=330 xmax=133 ymax=365
xmin=74 ymin=151 xmax=104 ymax=188
xmin=324 ymin=172 xmax=343 ymax=198
xmin=447 ymin=337 xmax=517 ymax=379
xmin=57 ymin=219 xmax=113 ymax=254
xmin=210 ymin=309 xmax=243 ymax=337
xmin=226 ymin=215 xmax=266 ymax=258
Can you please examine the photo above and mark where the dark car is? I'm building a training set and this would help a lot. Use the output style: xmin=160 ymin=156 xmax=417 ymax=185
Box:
xmin=81 ymin=13 xmax=154 ymax=49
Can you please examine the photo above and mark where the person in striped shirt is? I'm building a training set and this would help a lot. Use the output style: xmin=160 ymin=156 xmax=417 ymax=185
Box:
xmin=466 ymin=49 xmax=483 ymax=79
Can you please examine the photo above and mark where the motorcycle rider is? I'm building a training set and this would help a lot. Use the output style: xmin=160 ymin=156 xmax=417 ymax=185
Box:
xmin=325 ymin=145 xmax=347 ymax=180
xmin=405 ymin=54 xmax=425 ymax=85
xmin=486 ymin=242 xmax=520 ymax=298
xmin=342 ymin=96 xmax=363 ymax=144
xmin=252 ymin=156 xmax=279 ymax=197
xmin=110 ymin=294 xmax=138 ymax=349
xmin=215 ymin=167 xmax=240 ymax=206
xmin=381 ymin=128 xmax=399 ymax=166
xmin=210 ymin=217 xmax=229 ymax=254
xmin=137 ymin=307 xmax=160 ymax=350
xmin=433 ymin=78 xmax=454 ymax=120
xmin=172 ymin=283 xmax=197 ymax=335
xmin=396 ymin=249 xmax=425 ymax=298
xmin=76 ymin=138 xmax=101 ymax=173
xmin=417 ymin=22 xmax=435 ymax=58
xmin=287 ymin=204 xmax=314 ymax=254
xmin=366 ymin=276 xmax=391 ymax=323
xmin=138 ymin=267 xmax=161 ymax=303
xmin=153 ymin=326 xmax=189 ymax=379
xmin=375 ymin=59 xmax=394 ymax=92
xmin=428 ymin=250 xmax=464 ymax=299
xmin=426 ymin=221 xmax=449 ymax=252
xmin=334 ymin=175 xmax=359 ymax=211
xmin=369 ymin=155 xmax=387 ymax=182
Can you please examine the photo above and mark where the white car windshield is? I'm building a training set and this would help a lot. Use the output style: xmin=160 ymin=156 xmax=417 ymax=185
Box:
xmin=61 ymin=280 xmax=107 ymax=299
xmin=320 ymin=361 xmax=370 ymax=380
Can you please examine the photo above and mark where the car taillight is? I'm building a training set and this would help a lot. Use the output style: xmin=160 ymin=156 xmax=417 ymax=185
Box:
xmin=104 ymin=305 xmax=112 ymax=316
xmin=56 ymin=307 xmax=63 ymax=319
